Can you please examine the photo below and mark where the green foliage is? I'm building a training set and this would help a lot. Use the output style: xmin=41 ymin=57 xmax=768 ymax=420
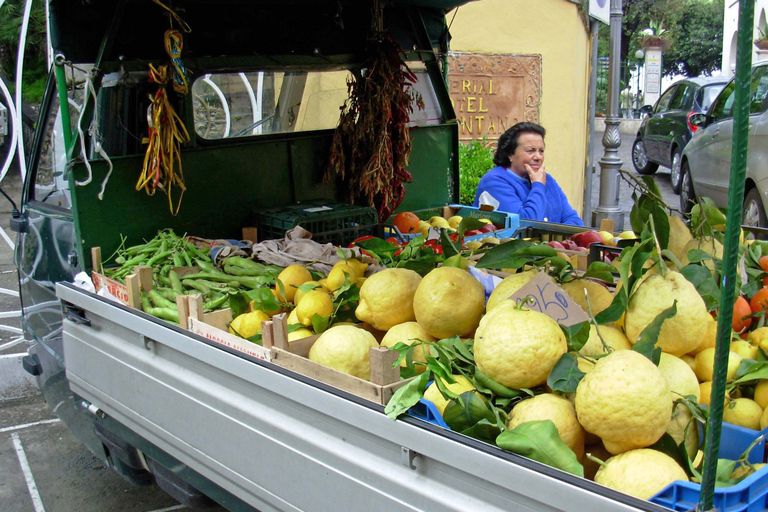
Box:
xmin=0 ymin=0 xmax=48 ymax=104
xmin=458 ymin=137 xmax=494 ymax=206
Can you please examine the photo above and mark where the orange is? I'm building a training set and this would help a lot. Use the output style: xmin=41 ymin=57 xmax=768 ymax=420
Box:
xmin=760 ymin=256 xmax=768 ymax=286
xmin=733 ymin=296 xmax=752 ymax=333
xmin=393 ymin=212 xmax=420 ymax=234
xmin=750 ymin=287 xmax=768 ymax=315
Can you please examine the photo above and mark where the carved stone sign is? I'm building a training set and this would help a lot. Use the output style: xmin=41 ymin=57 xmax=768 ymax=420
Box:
xmin=447 ymin=53 xmax=542 ymax=141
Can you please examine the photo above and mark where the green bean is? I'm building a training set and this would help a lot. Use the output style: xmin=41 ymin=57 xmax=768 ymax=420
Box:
xmin=169 ymin=271 xmax=184 ymax=294
xmin=474 ymin=369 xmax=521 ymax=398
xmin=181 ymin=271 xmax=269 ymax=289
xmin=203 ymin=293 xmax=230 ymax=311
xmin=182 ymin=279 xmax=211 ymax=295
xmin=155 ymin=287 xmax=179 ymax=303
xmin=141 ymin=294 xmax=180 ymax=324
xmin=147 ymin=250 xmax=174 ymax=267
xmin=148 ymin=290 xmax=177 ymax=310
xmin=194 ymin=258 xmax=217 ymax=273
xmin=172 ymin=252 xmax=183 ymax=268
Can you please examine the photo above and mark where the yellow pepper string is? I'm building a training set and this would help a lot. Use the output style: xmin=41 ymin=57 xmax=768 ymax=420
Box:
xmin=151 ymin=0 xmax=192 ymax=33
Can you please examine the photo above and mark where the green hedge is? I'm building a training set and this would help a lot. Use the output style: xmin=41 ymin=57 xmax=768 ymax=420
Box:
xmin=458 ymin=137 xmax=495 ymax=206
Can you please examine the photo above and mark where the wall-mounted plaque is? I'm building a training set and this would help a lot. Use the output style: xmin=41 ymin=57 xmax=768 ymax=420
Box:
xmin=447 ymin=53 xmax=542 ymax=142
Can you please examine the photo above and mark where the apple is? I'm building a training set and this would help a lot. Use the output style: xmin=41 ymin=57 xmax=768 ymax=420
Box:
xmin=465 ymin=229 xmax=483 ymax=236
xmin=561 ymin=239 xmax=578 ymax=250
xmin=571 ymin=230 xmax=604 ymax=248
xmin=547 ymin=240 xmax=565 ymax=250
xmin=479 ymin=224 xmax=496 ymax=233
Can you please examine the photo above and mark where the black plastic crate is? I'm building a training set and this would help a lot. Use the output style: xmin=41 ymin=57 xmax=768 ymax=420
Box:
xmin=511 ymin=220 xmax=589 ymax=242
xmin=255 ymin=202 xmax=379 ymax=246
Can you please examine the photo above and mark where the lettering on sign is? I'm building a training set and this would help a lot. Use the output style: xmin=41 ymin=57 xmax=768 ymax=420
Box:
xmin=448 ymin=53 xmax=542 ymax=141
xmin=91 ymin=272 xmax=130 ymax=304
xmin=508 ymin=271 xmax=589 ymax=326
xmin=189 ymin=318 xmax=271 ymax=361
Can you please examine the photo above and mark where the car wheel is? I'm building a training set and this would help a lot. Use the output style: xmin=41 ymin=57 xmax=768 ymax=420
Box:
xmin=743 ymin=188 xmax=768 ymax=231
xmin=680 ymin=161 xmax=696 ymax=214
xmin=669 ymin=148 xmax=682 ymax=194
xmin=632 ymin=137 xmax=659 ymax=175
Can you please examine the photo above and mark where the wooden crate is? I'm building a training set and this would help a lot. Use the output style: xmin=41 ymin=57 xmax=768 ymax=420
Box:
xmin=91 ymin=247 xmax=152 ymax=309
xmin=263 ymin=313 xmax=412 ymax=405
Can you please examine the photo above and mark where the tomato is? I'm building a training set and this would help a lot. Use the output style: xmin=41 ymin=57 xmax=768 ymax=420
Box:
xmin=423 ymin=239 xmax=443 ymax=255
xmin=733 ymin=296 xmax=752 ymax=333
xmin=759 ymin=255 xmax=768 ymax=285
xmin=349 ymin=236 xmax=375 ymax=247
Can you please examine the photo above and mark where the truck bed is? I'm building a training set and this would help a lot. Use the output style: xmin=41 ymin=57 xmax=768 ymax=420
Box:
xmin=57 ymin=282 xmax=662 ymax=512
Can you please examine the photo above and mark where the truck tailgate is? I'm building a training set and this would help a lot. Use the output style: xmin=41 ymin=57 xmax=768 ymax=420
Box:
xmin=57 ymin=282 xmax=659 ymax=512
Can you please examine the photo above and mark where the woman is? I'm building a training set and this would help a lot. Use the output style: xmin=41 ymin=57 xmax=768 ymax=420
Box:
xmin=473 ymin=122 xmax=584 ymax=226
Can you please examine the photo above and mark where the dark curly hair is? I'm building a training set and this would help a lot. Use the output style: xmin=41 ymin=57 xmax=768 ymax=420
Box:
xmin=493 ymin=122 xmax=546 ymax=167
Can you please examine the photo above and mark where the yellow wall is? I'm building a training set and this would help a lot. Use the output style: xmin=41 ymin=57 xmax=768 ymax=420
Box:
xmin=449 ymin=0 xmax=591 ymax=217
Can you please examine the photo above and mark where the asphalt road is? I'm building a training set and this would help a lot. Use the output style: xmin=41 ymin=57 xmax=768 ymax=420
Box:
xmin=0 ymin=128 xmax=677 ymax=512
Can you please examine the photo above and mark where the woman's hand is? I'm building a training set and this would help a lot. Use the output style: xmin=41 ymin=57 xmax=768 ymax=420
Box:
xmin=524 ymin=163 xmax=547 ymax=185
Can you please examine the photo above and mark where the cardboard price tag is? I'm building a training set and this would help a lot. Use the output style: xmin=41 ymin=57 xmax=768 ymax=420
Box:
xmin=507 ymin=271 xmax=590 ymax=326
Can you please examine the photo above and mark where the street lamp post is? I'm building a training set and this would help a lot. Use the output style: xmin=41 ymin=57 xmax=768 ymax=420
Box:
xmin=635 ymin=49 xmax=644 ymax=116
xmin=593 ymin=0 xmax=624 ymax=230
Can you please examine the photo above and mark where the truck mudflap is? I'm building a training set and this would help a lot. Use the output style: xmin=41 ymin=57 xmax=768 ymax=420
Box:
xmin=57 ymin=282 xmax=663 ymax=512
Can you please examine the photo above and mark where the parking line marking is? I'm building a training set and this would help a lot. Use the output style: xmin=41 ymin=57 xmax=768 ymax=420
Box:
xmin=12 ymin=432 xmax=46 ymax=512
xmin=146 ymin=505 xmax=185 ymax=512
xmin=0 ymin=418 xmax=60 ymax=433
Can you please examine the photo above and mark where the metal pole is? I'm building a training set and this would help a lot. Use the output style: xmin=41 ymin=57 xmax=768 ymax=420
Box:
xmin=698 ymin=0 xmax=754 ymax=510
xmin=583 ymin=19 xmax=600 ymax=225
xmin=593 ymin=0 xmax=624 ymax=230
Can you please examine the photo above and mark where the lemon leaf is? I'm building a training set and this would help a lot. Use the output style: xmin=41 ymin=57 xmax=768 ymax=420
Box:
xmin=385 ymin=372 xmax=430 ymax=419
xmin=228 ymin=291 xmax=251 ymax=317
xmin=496 ymin=420 xmax=584 ymax=477
xmin=731 ymin=360 xmax=768 ymax=384
xmin=547 ymin=353 xmax=586 ymax=394
xmin=560 ymin=321 xmax=590 ymax=352
xmin=583 ymin=262 xmax=615 ymax=285
xmin=474 ymin=240 xmax=533 ymax=268
xmin=649 ymin=433 xmax=695 ymax=478
xmin=595 ymin=289 xmax=627 ymax=324
xmin=311 ymin=313 xmax=329 ymax=334
xmin=443 ymin=391 xmax=495 ymax=433
xmin=458 ymin=217 xmax=486 ymax=240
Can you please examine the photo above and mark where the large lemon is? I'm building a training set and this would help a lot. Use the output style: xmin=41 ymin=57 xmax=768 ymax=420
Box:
xmin=754 ymin=380 xmax=768 ymax=409
xmin=379 ymin=322 xmax=436 ymax=374
xmin=326 ymin=262 xmax=360 ymax=291
xmin=355 ymin=268 xmax=422 ymax=331
xmin=667 ymin=215 xmax=694 ymax=260
xmin=578 ymin=324 xmax=631 ymax=357
xmin=694 ymin=348 xmax=741 ymax=382
xmin=276 ymin=265 xmax=312 ymax=303
xmin=423 ymin=375 xmax=476 ymax=415
xmin=595 ymin=449 xmax=688 ymax=500
xmin=507 ymin=394 xmax=585 ymax=460
xmin=575 ymin=350 xmax=672 ymax=455
xmin=293 ymin=281 xmax=323 ymax=306
xmin=288 ymin=327 xmax=314 ymax=341
xmin=229 ymin=310 xmax=270 ymax=338
xmin=624 ymin=271 xmax=709 ymax=356
xmin=666 ymin=404 xmax=699 ymax=459
xmin=698 ymin=381 xmax=729 ymax=406
xmin=486 ymin=269 xmax=538 ymax=312
xmin=308 ymin=325 xmax=379 ymax=380
xmin=560 ymin=279 xmax=614 ymax=317
xmin=296 ymin=289 xmax=334 ymax=327
xmin=689 ymin=317 xmax=717 ymax=355
xmin=474 ymin=303 xmax=567 ymax=389
xmin=723 ymin=398 xmax=763 ymax=430
xmin=658 ymin=353 xmax=701 ymax=402
xmin=414 ymin=267 xmax=485 ymax=339
xmin=680 ymin=236 xmax=723 ymax=274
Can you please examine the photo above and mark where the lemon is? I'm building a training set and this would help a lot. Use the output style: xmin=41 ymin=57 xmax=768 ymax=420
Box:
xmin=689 ymin=317 xmax=717 ymax=355
xmin=296 ymin=290 xmax=334 ymax=327
xmin=507 ymin=394 xmax=585 ymax=460
xmin=624 ymin=271 xmax=709 ymax=356
xmin=731 ymin=339 xmax=759 ymax=360
xmin=578 ymin=324 xmax=631 ymax=357
xmin=485 ymin=269 xmax=538 ymax=312
xmin=474 ymin=303 xmax=567 ymax=389
xmin=422 ymin=375 xmax=476 ymax=415
xmin=723 ymin=398 xmax=763 ymax=430
xmin=754 ymin=380 xmax=768 ymax=409
xmin=595 ymin=449 xmax=688 ymax=500
xmin=414 ymin=267 xmax=485 ymax=339
xmin=326 ymin=262 xmax=360 ymax=291
xmin=418 ymin=220 xmax=431 ymax=238
xmin=760 ymin=405 xmax=768 ymax=430
xmin=379 ymin=322 xmax=436 ymax=374
xmin=560 ymin=279 xmax=615 ymax=317
xmin=618 ymin=230 xmax=636 ymax=239
xmin=429 ymin=216 xmax=451 ymax=229
xmin=286 ymin=308 xmax=300 ymax=326
xmin=747 ymin=327 xmax=768 ymax=347
xmin=355 ymin=268 xmax=422 ymax=331
xmin=666 ymin=404 xmax=699 ymax=459
xmin=344 ymin=258 xmax=369 ymax=277
xmin=732 ymin=462 xmax=767 ymax=480
xmin=288 ymin=327 xmax=314 ymax=341
xmin=276 ymin=265 xmax=312 ymax=303
xmin=447 ymin=215 xmax=463 ymax=230
xmin=308 ymin=325 xmax=379 ymax=380
xmin=575 ymin=350 xmax=672 ymax=455
xmin=694 ymin=348 xmax=741 ymax=382
xmin=465 ymin=240 xmax=483 ymax=252
xmin=680 ymin=236 xmax=723 ymax=274
xmin=658 ymin=353 xmax=701 ymax=402
xmin=229 ymin=310 xmax=270 ymax=338
xmin=294 ymin=281 xmax=323 ymax=306
xmin=667 ymin=215 xmax=694 ymax=260
xmin=681 ymin=354 xmax=697 ymax=373
xmin=699 ymin=381 xmax=729 ymax=406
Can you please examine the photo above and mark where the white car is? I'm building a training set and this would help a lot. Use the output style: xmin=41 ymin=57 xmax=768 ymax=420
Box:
xmin=681 ymin=62 xmax=768 ymax=228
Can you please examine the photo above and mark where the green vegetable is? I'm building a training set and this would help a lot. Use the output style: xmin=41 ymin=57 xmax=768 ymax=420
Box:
xmin=141 ymin=294 xmax=180 ymax=324
xmin=148 ymin=290 xmax=177 ymax=310
xmin=181 ymin=271 xmax=270 ymax=289
xmin=169 ymin=271 xmax=184 ymax=294
xmin=473 ymin=369 xmax=522 ymax=398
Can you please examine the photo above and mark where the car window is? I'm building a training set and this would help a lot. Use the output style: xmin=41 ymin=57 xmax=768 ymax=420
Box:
xmin=655 ymin=86 xmax=677 ymax=113
xmin=669 ymin=83 xmax=693 ymax=110
xmin=709 ymin=81 xmax=735 ymax=120
xmin=750 ymin=66 xmax=768 ymax=114
xmin=698 ymin=84 xmax=725 ymax=112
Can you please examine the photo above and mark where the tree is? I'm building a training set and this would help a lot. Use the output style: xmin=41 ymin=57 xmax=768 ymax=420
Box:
xmin=0 ymin=0 xmax=48 ymax=103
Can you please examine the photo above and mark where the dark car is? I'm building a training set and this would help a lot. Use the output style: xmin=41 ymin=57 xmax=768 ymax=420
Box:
xmin=631 ymin=77 xmax=727 ymax=193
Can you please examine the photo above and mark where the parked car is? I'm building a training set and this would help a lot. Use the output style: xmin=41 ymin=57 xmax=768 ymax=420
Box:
xmin=680 ymin=62 xmax=768 ymax=228
xmin=631 ymin=77 xmax=727 ymax=193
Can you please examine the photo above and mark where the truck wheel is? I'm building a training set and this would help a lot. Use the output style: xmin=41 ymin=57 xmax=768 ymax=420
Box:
xmin=632 ymin=137 xmax=658 ymax=175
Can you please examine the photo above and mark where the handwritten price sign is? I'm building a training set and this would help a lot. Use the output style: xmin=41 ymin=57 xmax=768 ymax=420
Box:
xmin=508 ymin=271 xmax=589 ymax=326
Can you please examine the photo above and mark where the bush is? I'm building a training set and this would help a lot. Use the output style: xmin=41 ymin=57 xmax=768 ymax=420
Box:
xmin=458 ymin=137 xmax=495 ymax=206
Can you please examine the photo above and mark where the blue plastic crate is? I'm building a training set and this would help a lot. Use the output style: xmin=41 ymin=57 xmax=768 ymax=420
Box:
xmin=447 ymin=204 xmax=520 ymax=230
xmin=650 ymin=423 xmax=768 ymax=511
xmin=406 ymin=398 xmax=448 ymax=428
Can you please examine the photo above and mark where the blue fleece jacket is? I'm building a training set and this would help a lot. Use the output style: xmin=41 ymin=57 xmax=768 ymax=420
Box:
xmin=473 ymin=166 xmax=584 ymax=226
